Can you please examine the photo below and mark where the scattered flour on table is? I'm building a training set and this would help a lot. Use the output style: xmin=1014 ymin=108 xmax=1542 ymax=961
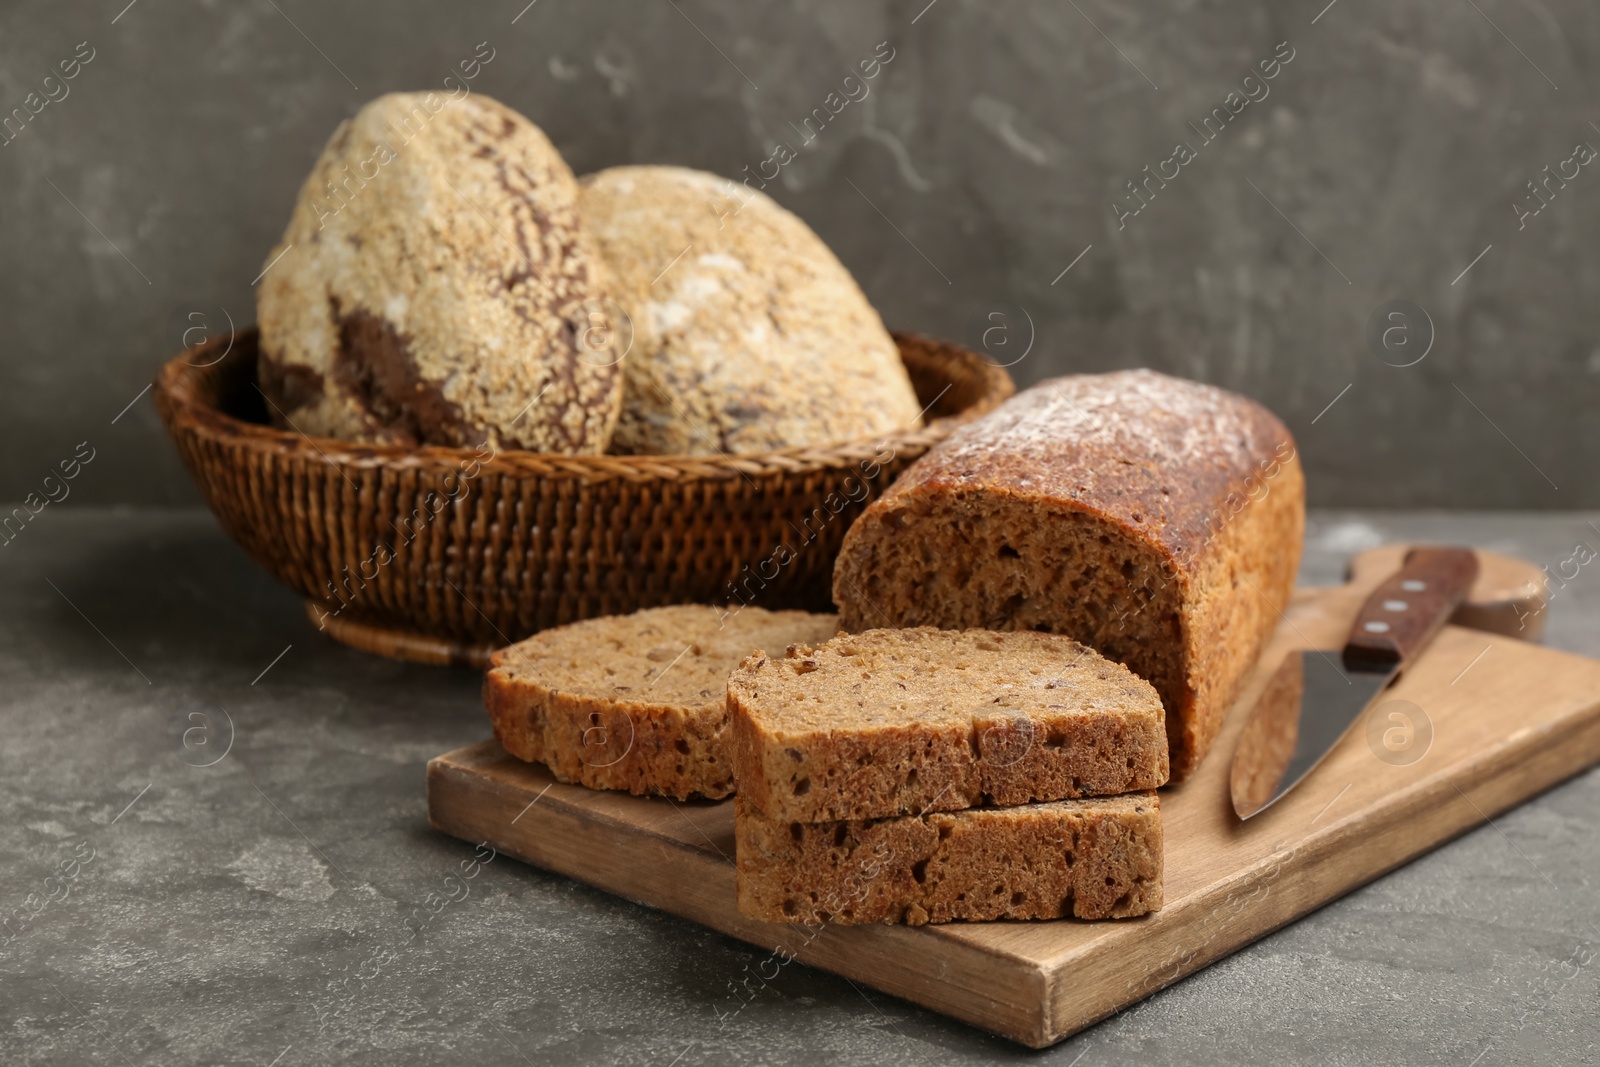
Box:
xmin=226 ymin=839 xmax=336 ymax=902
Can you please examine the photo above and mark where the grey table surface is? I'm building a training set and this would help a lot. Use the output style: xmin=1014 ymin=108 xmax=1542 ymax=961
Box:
xmin=1 ymin=507 xmax=1597 ymax=1067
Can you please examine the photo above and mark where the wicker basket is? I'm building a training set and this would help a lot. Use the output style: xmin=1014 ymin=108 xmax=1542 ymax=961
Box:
xmin=154 ymin=328 xmax=1013 ymax=667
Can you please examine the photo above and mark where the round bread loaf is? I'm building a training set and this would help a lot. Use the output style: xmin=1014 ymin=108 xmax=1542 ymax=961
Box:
xmin=578 ymin=165 xmax=923 ymax=455
xmin=256 ymin=92 xmax=622 ymax=452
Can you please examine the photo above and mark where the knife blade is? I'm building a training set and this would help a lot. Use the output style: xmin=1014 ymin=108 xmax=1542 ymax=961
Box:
xmin=1230 ymin=546 xmax=1480 ymax=820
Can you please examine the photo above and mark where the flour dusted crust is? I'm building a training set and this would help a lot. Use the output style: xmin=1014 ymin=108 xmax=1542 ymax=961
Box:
xmin=484 ymin=605 xmax=839 ymax=800
xmin=832 ymin=370 xmax=1305 ymax=780
xmin=735 ymin=792 xmax=1163 ymax=924
xmin=729 ymin=627 xmax=1169 ymax=824
xmin=578 ymin=165 xmax=924 ymax=455
xmin=256 ymin=92 xmax=622 ymax=452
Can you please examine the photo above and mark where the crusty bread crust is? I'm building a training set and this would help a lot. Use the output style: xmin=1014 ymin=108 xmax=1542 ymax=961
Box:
xmin=579 ymin=165 xmax=924 ymax=455
xmin=832 ymin=370 xmax=1305 ymax=780
xmin=258 ymin=92 xmax=620 ymax=452
xmin=485 ymin=605 xmax=838 ymax=800
xmin=730 ymin=628 xmax=1169 ymax=823
xmin=735 ymin=792 xmax=1162 ymax=924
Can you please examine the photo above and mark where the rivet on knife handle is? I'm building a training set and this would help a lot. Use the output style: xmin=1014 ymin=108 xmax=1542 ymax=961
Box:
xmin=1342 ymin=547 xmax=1480 ymax=672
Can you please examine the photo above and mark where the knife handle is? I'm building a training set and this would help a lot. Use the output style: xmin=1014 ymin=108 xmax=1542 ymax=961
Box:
xmin=1342 ymin=547 xmax=1480 ymax=671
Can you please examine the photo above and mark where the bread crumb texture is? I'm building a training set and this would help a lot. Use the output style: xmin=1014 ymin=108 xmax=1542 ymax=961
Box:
xmin=832 ymin=371 xmax=1305 ymax=780
xmin=579 ymin=165 xmax=923 ymax=455
xmin=735 ymin=792 xmax=1163 ymax=924
xmin=486 ymin=605 xmax=839 ymax=799
xmin=257 ymin=92 xmax=621 ymax=452
xmin=730 ymin=627 xmax=1168 ymax=823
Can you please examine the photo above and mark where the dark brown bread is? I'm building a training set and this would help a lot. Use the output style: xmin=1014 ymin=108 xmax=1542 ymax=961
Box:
xmin=730 ymin=628 xmax=1168 ymax=823
xmin=832 ymin=370 xmax=1304 ymax=780
xmin=735 ymin=792 xmax=1162 ymax=924
xmin=486 ymin=605 xmax=838 ymax=800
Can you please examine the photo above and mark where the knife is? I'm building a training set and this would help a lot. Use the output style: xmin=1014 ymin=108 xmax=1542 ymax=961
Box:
xmin=1230 ymin=546 xmax=1480 ymax=820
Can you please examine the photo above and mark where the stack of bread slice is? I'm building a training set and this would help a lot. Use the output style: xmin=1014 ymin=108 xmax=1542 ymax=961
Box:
xmin=728 ymin=628 xmax=1168 ymax=925
xmin=484 ymin=609 xmax=1168 ymax=927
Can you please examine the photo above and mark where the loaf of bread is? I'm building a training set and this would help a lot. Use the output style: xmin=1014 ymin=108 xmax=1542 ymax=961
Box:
xmin=258 ymin=92 xmax=622 ymax=452
xmin=485 ymin=605 xmax=839 ymax=799
xmin=735 ymin=792 xmax=1162 ymax=924
xmin=832 ymin=371 xmax=1304 ymax=780
xmin=729 ymin=628 xmax=1168 ymax=823
xmin=578 ymin=165 xmax=924 ymax=455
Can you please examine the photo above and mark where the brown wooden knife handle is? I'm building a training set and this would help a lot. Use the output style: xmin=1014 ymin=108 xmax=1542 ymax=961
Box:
xmin=1342 ymin=547 xmax=1480 ymax=671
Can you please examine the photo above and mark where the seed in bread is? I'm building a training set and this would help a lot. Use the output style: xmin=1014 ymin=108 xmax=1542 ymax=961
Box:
xmin=832 ymin=370 xmax=1305 ymax=780
xmin=485 ymin=605 xmax=839 ymax=800
xmin=735 ymin=792 xmax=1162 ymax=924
xmin=729 ymin=628 xmax=1169 ymax=824
xmin=257 ymin=92 xmax=621 ymax=452
xmin=578 ymin=165 xmax=923 ymax=455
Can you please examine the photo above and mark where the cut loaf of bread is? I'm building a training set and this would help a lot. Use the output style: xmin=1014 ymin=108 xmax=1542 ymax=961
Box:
xmin=486 ymin=605 xmax=838 ymax=800
xmin=729 ymin=628 xmax=1168 ymax=824
xmin=832 ymin=370 xmax=1305 ymax=780
xmin=735 ymin=792 xmax=1162 ymax=924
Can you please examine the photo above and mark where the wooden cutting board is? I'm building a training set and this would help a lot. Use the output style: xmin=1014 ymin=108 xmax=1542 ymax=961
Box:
xmin=426 ymin=545 xmax=1600 ymax=1047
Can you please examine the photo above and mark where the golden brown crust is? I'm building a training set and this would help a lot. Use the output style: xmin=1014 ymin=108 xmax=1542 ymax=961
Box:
xmin=730 ymin=628 xmax=1168 ymax=822
xmin=485 ymin=605 xmax=838 ymax=799
xmin=1178 ymin=456 xmax=1305 ymax=771
xmin=257 ymin=92 xmax=622 ymax=452
xmin=876 ymin=370 xmax=1297 ymax=570
xmin=832 ymin=371 xmax=1305 ymax=780
xmin=735 ymin=793 xmax=1162 ymax=924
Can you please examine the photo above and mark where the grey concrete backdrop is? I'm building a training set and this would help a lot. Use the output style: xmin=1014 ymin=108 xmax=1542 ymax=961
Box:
xmin=0 ymin=0 xmax=1596 ymax=508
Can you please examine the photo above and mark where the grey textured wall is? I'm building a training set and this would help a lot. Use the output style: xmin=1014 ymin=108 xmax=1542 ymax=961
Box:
xmin=1 ymin=0 xmax=1594 ymax=508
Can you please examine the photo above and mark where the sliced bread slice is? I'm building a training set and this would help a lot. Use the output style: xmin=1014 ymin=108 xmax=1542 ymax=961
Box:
xmin=486 ymin=605 xmax=839 ymax=800
xmin=735 ymin=792 xmax=1163 ymax=924
xmin=729 ymin=627 xmax=1168 ymax=823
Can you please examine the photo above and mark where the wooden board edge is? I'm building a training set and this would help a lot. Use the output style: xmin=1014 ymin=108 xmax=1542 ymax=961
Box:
xmin=425 ymin=749 xmax=1055 ymax=1045
xmin=1035 ymin=689 xmax=1600 ymax=1045
xmin=425 ymin=743 xmax=703 ymax=846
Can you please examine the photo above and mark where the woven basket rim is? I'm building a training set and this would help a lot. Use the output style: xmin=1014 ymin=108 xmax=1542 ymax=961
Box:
xmin=154 ymin=326 xmax=999 ymax=481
